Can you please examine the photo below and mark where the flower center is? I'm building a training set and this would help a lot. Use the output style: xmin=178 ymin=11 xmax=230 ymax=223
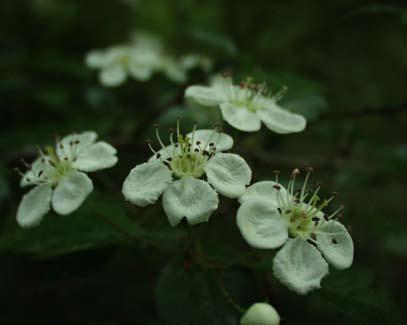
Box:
xmin=217 ymin=76 xmax=287 ymax=113
xmin=273 ymin=168 xmax=344 ymax=242
xmin=148 ymin=120 xmax=220 ymax=179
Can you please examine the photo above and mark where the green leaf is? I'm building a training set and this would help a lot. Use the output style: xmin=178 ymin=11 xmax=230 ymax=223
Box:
xmin=0 ymin=191 xmax=186 ymax=258
xmin=318 ymin=267 xmax=401 ymax=324
xmin=155 ymin=261 xmax=259 ymax=325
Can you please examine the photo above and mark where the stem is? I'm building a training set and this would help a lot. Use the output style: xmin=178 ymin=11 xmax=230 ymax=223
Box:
xmin=215 ymin=272 xmax=245 ymax=314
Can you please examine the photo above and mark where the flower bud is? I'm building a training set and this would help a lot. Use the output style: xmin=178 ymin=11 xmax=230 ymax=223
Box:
xmin=240 ymin=303 xmax=280 ymax=325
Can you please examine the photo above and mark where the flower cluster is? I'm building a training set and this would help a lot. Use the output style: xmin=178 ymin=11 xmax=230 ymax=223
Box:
xmin=185 ymin=75 xmax=306 ymax=133
xmin=237 ymin=168 xmax=354 ymax=294
xmin=17 ymin=132 xmax=118 ymax=227
xmin=16 ymin=40 xmax=354 ymax=305
xmin=122 ymin=120 xmax=252 ymax=226
xmin=85 ymin=31 xmax=212 ymax=87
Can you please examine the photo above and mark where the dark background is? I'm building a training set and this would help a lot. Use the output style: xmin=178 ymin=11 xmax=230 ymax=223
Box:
xmin=1 ymin=0 xmax=406 ymax=324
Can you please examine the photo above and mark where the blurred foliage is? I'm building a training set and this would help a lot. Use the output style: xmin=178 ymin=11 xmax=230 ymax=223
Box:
xmin=1 ymin=0 xmax=407 ymax=324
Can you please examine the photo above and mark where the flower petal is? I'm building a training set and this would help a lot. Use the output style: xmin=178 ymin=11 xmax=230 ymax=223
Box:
xmin=239 ymin=181 xmax=290 ymax=207
xmin=52 ymin=171 xmax=93 ymax=215
xmin=85 ymin=50 xmax=109 ymax=68
xmin=316 ymin=220 xmax=354 ymax=270
xmin=273 ymin=238 xmax=329 ymax=295
xmin=237 ymin=200 xmax=288 ymax=249
xmin=147 ymin=144 xmax=176 ymax=163
xmin=57 ymin=131 xmax=98 ymax=159
xmin=20 ymin=156 xmax=48 ymax=187
xmin=128 ymin=63 xmax=154 ymax=81
xmin=185 ymin=129 xmax=234 ymax=152
xmin=220 ymin=102 xmax=262 ymax=132
xmin=204 ymin=153 xmax=252 ymax=198
xmin=162 ymin=177 xmax=219 ymax=227
xmin=185 ymin=85 xmax=225 ymax=106
xmin=122 ymin=161 xmax=172 ymax=207
xmin=100 ymin=65 xmax=127 ymax=87
xmin=73 ymin=142 xmax=118 ymax=172
xmin=240 ymin=303 xmax=280 ymax=325
xmin=257 ymin=102 xmax=306 ymax=134
xmin=17 ymin=184 xmax=52 ymax=228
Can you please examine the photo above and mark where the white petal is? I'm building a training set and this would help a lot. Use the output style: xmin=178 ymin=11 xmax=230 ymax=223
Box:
xmin=20 ymin=156 xmax=48 ymax=187
xmin=85 ymin=50 xmax=109 ymax=68
xmin=239 ymin=181 xmax=290 ymax=207
xmin=162 ymin=177 xmax=219 ymax=227
xmin=161 ymin=59 xmax=187 ymax=83
xmin=316 ymin=220 xmax=354 ymax=270
xmin=17 ymin=184 xmax=52 ymax=228
xmin=204 ymin=153 xmax=252 ymax=198
xmin=100 ymin=65 xmax=127 ymax=87
xmin=240 ymin=303 xmax=280 ymax=325
xmin=220 ymin=102 xmax=262 ymax=132
xmin=185 ymin=85 xmax=225 ymax=106
xmin=122 ymin=161 xmax=172 ymax=207
xmin=128 ymin=63 xmax=154 ymax=81
xmin=257 ymin=102 xmax=306 ymax=134
xmin=52 ymin=171 xmax=93 ymax=215
xmin=237 ymin=200 xmax=288 ymax=249
xmin=185 ymin=129 xmax=234 ymax=152
xmin=73 ymin=142 xmax=118 ymax=172
xmin=147 ymin=144 xmax=176 ymax=163
xmin=57 ymin=131 xmax=98 ymax=159
xmin=273 ymin=238 xmax=329 ymax=295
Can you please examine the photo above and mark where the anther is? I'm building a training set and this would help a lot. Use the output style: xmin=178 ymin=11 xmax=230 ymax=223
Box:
xmin=332 ymin=238 xmax=338 ymax=244
xmin=273 ymin=185 xmax=281 ymax=190
xmin=153 ymin=123 xmax=159 ymax=129
xmin=332 ymin=192 xmax=338 ymax=198
xmin=196 ymin=141 xmax=201 ymax=145
xmin=209 ymin=143 xmax=214 ymax=147
xmin=74 ymin=140 xmax=80 ymax=144
xmin=273 ymin=170 xmax=280 ymax=175
xmin=292 ymin=168 xmax=300 ymax=176
xmin=306 ymin=166 xmax=314 ymax=173
xmin=156 ymin=153 xmax=161 ymax=159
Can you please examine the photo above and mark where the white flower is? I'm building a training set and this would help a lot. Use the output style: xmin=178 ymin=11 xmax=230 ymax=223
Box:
xmin=240 ymin=302 xmax=280 ymax=325
xmin=86 ymin=32 xmax=212 ymax=86
xmin=17 ymin=131 xmax=118 ymax=228
xmin=185 ymin=76 xmax=306 ymax=133
xmin=122 ymin=121 xmax=252 ymax=227
xmin=237 ymin=169 xmax=354 ymax=295
xmin=85 ymin=44 xmax=161 ymax=87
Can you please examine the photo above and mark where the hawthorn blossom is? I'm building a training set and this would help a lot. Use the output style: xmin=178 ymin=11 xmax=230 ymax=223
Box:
xmin=241 ymin=302 xmax=280 ymax=325
xmin=237 ymin=168 xmax=354 ymax=295
xmin=122 ymin=121 xmax=252 ymax=227
xmin=17 ymin=131 xmax=118 ymax=228
xmin=85 ymin=32 xmax=212 ymax=86
xmin=185 ymin=76 xmax=306 ymax=133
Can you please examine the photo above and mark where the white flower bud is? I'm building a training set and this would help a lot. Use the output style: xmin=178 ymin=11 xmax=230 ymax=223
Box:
xmin=240 ymin=302 xmax=280 ymax=325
